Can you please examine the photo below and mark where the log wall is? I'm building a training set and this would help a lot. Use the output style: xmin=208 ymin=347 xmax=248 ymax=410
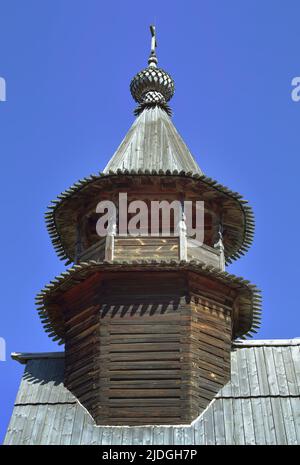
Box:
xmin=63 ymin=271 xmax=232 ymax=425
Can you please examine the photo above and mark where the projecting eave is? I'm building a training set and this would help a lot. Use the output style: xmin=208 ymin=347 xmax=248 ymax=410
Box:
xmin=35 ymin=259 xmax=261 ymax=345
xmin=45 ymin=171 xmax=255 ymax=265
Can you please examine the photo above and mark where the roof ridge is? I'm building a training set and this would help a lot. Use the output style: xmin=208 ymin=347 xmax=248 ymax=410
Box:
xmin=233 ymin=338 xmax=300 ymax=347
xmin=13 ymin=337 xmax=299 ymax=364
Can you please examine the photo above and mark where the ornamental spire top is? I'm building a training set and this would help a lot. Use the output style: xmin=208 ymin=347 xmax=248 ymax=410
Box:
xmin=130 ymin=25 xmax=175 ymax=116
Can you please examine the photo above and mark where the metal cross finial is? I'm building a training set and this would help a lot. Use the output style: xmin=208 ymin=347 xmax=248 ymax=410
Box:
xmin=150 ymin=25 xmax=157 ymax=53
xmin=148 ymin=25 xmax=158 ymax=67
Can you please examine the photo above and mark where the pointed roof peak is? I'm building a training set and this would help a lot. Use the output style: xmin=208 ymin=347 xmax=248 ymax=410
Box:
xmin=103 ymin=105 xmax=202 ymax=174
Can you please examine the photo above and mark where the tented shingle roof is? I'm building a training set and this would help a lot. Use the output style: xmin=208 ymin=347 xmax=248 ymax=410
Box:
xmin=4 ymin=339 xmax=300 ymax=445
xmin=103 ymin=106 xmax=202 ymax=174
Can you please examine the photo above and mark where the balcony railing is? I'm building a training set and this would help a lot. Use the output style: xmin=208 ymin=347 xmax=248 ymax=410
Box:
xmin=187 ymin=238 xmax=223 ymax=269
xmin=78 ymin=235 xmax=224 ymax=271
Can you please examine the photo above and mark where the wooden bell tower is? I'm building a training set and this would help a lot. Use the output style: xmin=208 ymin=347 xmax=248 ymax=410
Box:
xmin=37 ymin=26 xmax=261 ymax=426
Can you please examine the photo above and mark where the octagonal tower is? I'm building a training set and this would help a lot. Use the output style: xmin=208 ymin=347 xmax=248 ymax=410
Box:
xmin=36 ymin=26 xmax=261 ymax=426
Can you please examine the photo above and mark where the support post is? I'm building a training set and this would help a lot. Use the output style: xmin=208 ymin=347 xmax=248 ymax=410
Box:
xmin=105 ymin=209 xmax=117 ymax=261
xmin=178 ymin=197 xmax=187 ymax=261
xmin=214 ymin=224 xmax=225 ymax=271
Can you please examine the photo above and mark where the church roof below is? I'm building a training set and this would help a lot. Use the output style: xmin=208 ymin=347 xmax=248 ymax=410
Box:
xmin=103 ymin=106 xmax=202 ymax=174
xmin=5 ymin=339 xmax=300 ymax=445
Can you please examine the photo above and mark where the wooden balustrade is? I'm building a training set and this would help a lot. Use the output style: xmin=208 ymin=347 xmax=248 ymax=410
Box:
xmin=78 ymin=235 xmax=224 ymax=270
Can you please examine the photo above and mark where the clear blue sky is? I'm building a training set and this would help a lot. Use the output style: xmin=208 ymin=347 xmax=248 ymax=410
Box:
xmin=0 ymin=0 xmax=299 ymax=443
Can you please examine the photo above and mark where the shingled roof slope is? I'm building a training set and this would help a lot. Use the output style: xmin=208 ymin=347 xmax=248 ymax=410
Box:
xmin=4 ymin=339 xmax=300 ymax=445
xmin=103 ymin=106 xmax=202 ymax=174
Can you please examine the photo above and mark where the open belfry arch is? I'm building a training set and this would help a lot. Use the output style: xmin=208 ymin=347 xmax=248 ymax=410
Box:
xmin=36 ymin=26 xmax=261 ymax=426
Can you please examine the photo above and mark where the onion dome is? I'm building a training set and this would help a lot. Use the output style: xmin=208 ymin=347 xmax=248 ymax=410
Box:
xmin=130 ymin=25 xmax=175 ymax=115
